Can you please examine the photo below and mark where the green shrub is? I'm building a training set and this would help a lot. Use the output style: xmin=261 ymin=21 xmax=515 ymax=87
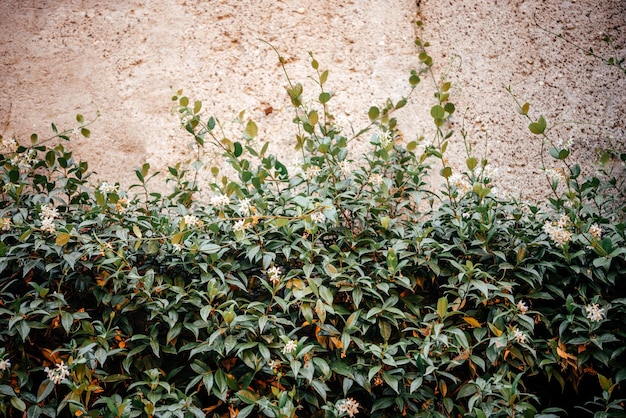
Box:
xmin=0 ymin=29 xmax=624 ymax=418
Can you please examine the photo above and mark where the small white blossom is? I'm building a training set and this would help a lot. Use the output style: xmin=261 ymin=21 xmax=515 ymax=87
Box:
xmin=369 ymin=173 xmax=383 ymax=187
xmin=449 ymin=173 xmax=471 ymax=194
xmin=310 ymin=211 xmax=326 ymax=224
xmin=40 ymin=204 xmax=59 ymax=219
xmin=99 ymin=182 xmax=117 ymax=194
xmin=44 ymin=361 xmax=70 ymax=385
xmin=267 ymin=359 xmax=281 ymax=370
xmin=238 ymin=198 xmax=252 ymax=216
xmin=588 ymin=224 xmax=602 ymax=240
xmin=338 ymin=160 xmax=353 ymax=176
xmin=10 ymin=152 xmax=34 ymax=171
xmin=40 ymin=217 xmax=56 ymax=234
xmin=233 ymin=220 xmax=247 ymax=232
xmin=0 ymin=359 xmax=10 ymax=371
xmin=290 ymin=157 xmax=304 ymax=175
xmin=0 ymin=137 xmax=18 ymax=154
xmin=556 ymin=135 xmax=574 ymax=150
xmin=183 ymin=214 xmax=200 ymax=228
xmin=1 ymin=217 xmax=12 ymax=231
xmin=267 ymin=266 xmax=282 ymax=284
xmin=556 ymin=214 xmax=570 ymax=229
xmin=377 ymin=129 xmax=393 ymax=147
xmin=585 ymin=303 xmax=605 ymax=323
xmin=543 ymin=220 xmax=572 ymax=247
xmin=512 ymin=328 xmax=527 ymax=344
xmin=544 ymin=168 xmax=566 ymax=184
xmin=210 ymin=194 xmax=230 ymax=208
xmin=282 ymin=339 xmax=298 ymax=354
xmin=516 ymin=300 xmax=529 ymax=314
xmin=481 ymin=165 xmax=498 ymax=182
xmin=305 ymin=166 xmax=321 ymax=180
xmin=337 ymin=398 xmax=360 ymax=417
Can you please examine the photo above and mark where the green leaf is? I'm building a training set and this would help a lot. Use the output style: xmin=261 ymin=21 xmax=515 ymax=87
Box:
xmin=11 ymin=397 xmax=26 ymax=412
xmin=520 ymin=102 xmax=530 ymax=115
xmin=61 ymin=311 xmax=74 ymax=333
xmin=237 ymin=389 xmax=260 ymax=405
xmin=368 ymin=106 xmax=380 ymax=121
xmin=320 ymin=70 xmax=329 ymax=84
xmin=430 ymin=105 xmax=445 ymax=119
xmin=437 ymin=297 xmax=448 ymax=318
xmin=80 ymin=128 xmax=90 ymax=138
xmin=233 ymin=142 xmax=243 ymax=158
xmin=275 ymin=218 xmax=289 ymax=228
xmin=529 ymin=115 xmax=547 ymax=134
xmin=245 ymin=120 xmax=258 ymax=139
xmin=381 ymin=371 xmax=399 ymax=393
xmin=0 ymin=385 xmax=16 ymax=397
xmin=45 ymin=151 xmax=56 ymax=167
xmin=37 ymin=379 xmax=55 ymax=402
xmin=76 ymin=114 xmax=84 ymax=124
xmin=193 ymin=100 xmax=202 ymax=114
xmin=319 ymin=92 xmax=331 ymax=104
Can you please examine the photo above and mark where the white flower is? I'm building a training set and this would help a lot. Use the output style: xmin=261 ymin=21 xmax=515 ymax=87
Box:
xmin=544 ymin=168 xmax=566 ymax=184
xmin=556 ymin=214 xmax=570 ymax=229
xmin=172 ymin=243 xmax=184 ymax=252
xmin=543 ymin=220 xmax=572 ymax=247
xmin=512 ymin=328 xmax=527 ymax=344
xmin=516 ymin=300 xmax=529 ymax=314
xmin=449 ymin=173 xmax=471 ymax=194
xmin=238 ymin=198 xmax=252 ymax=216
xmin=585 ymin=303 xmax=605 ymax=323
xmin=337 ymin=398 xmax=360 ymax=417
xmin=377 ymin=129 xmax=393 ymax=147
xmin=183 ymin=214 xmax=200 ymax=228
xmin=1 ymin=217 xmax=12 ymax=231
xmin=0 ymin=359 xmax=10 ymax=371
xmin=44 ymin=361 xmax=70 ymax=385
xmin=305 ymin=166 xmax=321 ymax=180
xmin=40 ymin=217 xmax=56 ymax=234
xmin=282 ymin=339 xmax=298 ymax=354
xmin=233 ymin=220 xmax=247 ymax=232
xmin=556 ymin=135 xmax=574 ymax=150
xmin=99 ymin=182 xmax=117 ymax=194
xmin=210 ymin=194 xmax=230 ymax=208
xmin=369 ymin=173 xmax=383 ymax=187
xmin=267 ymin=359 xmax=281 ymax=370
xmin=481 ymin=165 xmax=498 ymax=182
xmin=310 ymin=211 xmax=326 ymax=224
xmin=267 ymin=266 xmax=282 ymax=284
xmin=290 ymin=157 xmax=304 ymax=175
xmin=589 ymin=224 xmax=602 ymax=240
xmin=338 ymin=160 xmax=353 ymax=176
xmin=10 ymin=152 xmax=33 ymax=171
xmin=0 ymin=137 xmax=18 ymax=153
xmin=40 ymin=204 xmax=59 ymax=219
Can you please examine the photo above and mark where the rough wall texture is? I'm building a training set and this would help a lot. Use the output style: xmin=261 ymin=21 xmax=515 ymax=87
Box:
xmin=1 ymin=0 xmax=624 ymax=199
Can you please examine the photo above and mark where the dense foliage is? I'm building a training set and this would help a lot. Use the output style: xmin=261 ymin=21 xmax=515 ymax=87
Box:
xmin=1 ymin=29 xmax=625 ymax=417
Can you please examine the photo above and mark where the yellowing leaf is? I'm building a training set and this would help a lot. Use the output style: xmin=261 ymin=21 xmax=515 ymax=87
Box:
xmin=55 ymin=233 xmax=71 ymax=246
xmin=463 ymin=316 xmax=481 ymax=328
